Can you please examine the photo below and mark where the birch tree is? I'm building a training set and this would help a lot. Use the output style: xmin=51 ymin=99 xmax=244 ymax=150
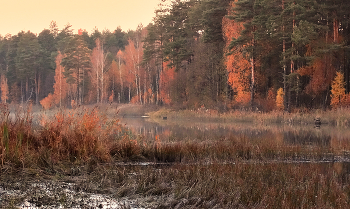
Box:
xmin=91 ymin=38 xmax=106 ymax=103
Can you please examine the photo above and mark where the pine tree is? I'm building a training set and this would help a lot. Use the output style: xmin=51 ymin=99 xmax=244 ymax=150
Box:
xmin=15 ymin=31 xmax=41 ymax=104
xmin=61 ymin=35 xmax=91 ymax=105
xmin=224 ymin=1 xmax=251 ymax=106
xmin=228 ymin=0 xmax=259 ymax=108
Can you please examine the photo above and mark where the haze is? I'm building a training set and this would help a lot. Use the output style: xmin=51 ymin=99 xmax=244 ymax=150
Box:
xmin=0 ymin=0 xmax=163 ymax=36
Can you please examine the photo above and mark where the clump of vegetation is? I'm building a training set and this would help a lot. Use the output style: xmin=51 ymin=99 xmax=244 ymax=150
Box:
xmin=0 ymin=104 xmax=120 ymax=168
xmin=3 ymin=104 xmax=350 ymax=170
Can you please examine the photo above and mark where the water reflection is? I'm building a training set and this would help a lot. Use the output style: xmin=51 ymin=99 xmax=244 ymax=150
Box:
xmin=284 ymin=131 xmax=331 ymax=146
xmin=120 ymin=117 xmax=350 ymax=148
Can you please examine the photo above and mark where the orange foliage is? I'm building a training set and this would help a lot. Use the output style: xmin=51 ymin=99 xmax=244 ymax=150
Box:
xmin=144 ymin=87 xmax=154 ymax=104
xmin=40 ymin=107 xmax=120 ymax=162
xmin=90 ymin=38 xmax=109 ymax=103
xmin=130 ymin=95 xmax=139 ymax=104
xmin=0 ymin=74 xmax=9 ymax=103
xmin=276 ymin=88 xmax=284 ymax=111
xmin=82 ymin=108 xmax=101 ymax=132
xmin=223 ymin=3 xmax=251 ymax=106
xmin=122 ymin=27 xmax=147 ymax=104
xmin=331 ymin=72 xmax=346 ymax=109
xmin=258 ymin=88 xmax=276 ymax=111
xmin=298 ymin=56 xmax=336 ymax=96
xmin=160 ymin=61 xmax=176 ymax=105
xmin=123 ymin=39 xmax=140 ymax=96
xmin=40 ymin=52 xmax=69 ymax=109
xmin=40 ymin=93 xmax=55 ymax=110
xmin=53 ymin=52 xmax=69 ymax=106
xmin=78 ymin=28 xmax=84 ymax=36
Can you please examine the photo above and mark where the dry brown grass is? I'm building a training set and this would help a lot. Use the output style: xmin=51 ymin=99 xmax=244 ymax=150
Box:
xmin=0 ymin=104 xmax=121 ymax=168
xmin=2 ymin=104 xmax=350 ymax=208
xmin=148 ymin=107 xmax=350 ymax=127
xmin=1 ymin=103 xmax=350 ymax=169
xmin=81 ymin=162 xmax=350 ymax=208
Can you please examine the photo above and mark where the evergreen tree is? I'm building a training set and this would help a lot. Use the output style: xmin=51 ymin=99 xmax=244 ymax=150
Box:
xmin=15 ymin=31 xmax=41 ymax=104
xmin=61 ymin=35 xmax=91 ymax=105
xmin=228 ymin=0 xmax=259 ymax=108
xmin=38 ymin=29 xmax=57 ymax=99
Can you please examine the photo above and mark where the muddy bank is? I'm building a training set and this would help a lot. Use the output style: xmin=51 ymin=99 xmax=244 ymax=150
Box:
xmin=0 ymin=166 xmax=175 ymax=209
xmin=3 ymin=160 xmax=350 ymax=209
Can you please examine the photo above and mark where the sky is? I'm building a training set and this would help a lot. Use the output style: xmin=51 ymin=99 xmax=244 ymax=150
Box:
xmin=0 ymin=0 xmax=165 ymax=36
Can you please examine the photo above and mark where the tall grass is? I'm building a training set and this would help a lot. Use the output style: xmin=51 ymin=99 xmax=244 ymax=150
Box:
xmin=2 ymin=104 xmax=350 ymax=208
xmin=1 ymin=103 xmax=350 ymax=169
xmin=83 ymin=162 xmax=350 ymax=208
xmin=148 ymin=107 xmax=350 ymax=126
xmin=0 ymin=104 xmax=122 ymax=168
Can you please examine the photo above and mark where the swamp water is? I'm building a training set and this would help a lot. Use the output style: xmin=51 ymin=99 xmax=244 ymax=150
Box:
xmin=3 ymin=114 xmax=350 ymax=208
xmin=120 ymin=116 xmax=349 ymax=150
xmin=120 ymin=116 xmax=350 ymax=167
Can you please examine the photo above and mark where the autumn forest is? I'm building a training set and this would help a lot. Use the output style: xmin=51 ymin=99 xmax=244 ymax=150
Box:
xmin=0 ymin=0 xmax=349 ymax=112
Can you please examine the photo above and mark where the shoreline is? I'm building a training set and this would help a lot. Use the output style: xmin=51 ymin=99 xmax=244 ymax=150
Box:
xmin=146 ymin=107 xmax=350 ymax=127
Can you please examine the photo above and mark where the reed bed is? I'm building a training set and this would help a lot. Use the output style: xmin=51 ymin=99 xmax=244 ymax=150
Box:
xmin=1 ymin=104 xmax=350 ymax=168
xmin=148 ymin=107 xmax=350 ymax=126
xmin=80 ymin=162 xmax=350 ymax=208
xmin=2 ymin=104 xmax=350 ymax=208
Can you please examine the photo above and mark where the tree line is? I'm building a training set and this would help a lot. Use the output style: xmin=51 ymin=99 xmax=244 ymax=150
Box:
xmin=143 ymin=0 xmax=350 ymax=111
xmin=0 ymin=0 xmax=350 ymax=111
xmin=0 ymin=22 xmax=130 ymax=107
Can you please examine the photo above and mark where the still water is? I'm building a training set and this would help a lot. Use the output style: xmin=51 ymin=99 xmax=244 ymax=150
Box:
xmin=120 ymin=116 xmax=350 ymax=149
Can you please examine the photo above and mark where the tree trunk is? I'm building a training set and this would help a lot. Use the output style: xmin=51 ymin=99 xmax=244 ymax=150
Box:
xmin=77 ymin=67 xmax=80 ymax=105
xmin=101 ymin=45 xmax=105 ymax=103
xmin=118 ymin=55 xmax=123 ymax=103
xmin=282 ymin=0 xmax=288 ymax=112
xmin=250 ymin=56 xmax=255 ymax=109
xmin=59 ymin=63 xmax=62 ymax=107
xmin=128 ymin=83 xmax=131 ymax=103
xmin=156 ymin=64 xmax=159 ymax=105
xmin=135 ymin=75 xmax=139 ymax=103
xmin=250 ymin=29 xmax=255 ymax=109
xmin=96 ymin=57 xmax=99 ymax=103
xmin=333 ymin=17 xmax=339 ymax=43
xmin=34 ymin=72 xmax=39 ymax=105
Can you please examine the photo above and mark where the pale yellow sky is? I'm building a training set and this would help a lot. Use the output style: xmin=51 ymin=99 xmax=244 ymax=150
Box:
xmin=0 ymin=0 xmax=164 ymax=36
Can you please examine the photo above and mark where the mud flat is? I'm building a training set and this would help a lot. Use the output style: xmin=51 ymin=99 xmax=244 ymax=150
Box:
xmin=0 ymin=168 xmax=173 ymax=209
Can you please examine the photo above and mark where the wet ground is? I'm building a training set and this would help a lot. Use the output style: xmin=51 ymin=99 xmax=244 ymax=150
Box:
xmin=3 ymin=104 xmax=350 ymax=208
xmin=0 ymin=167 xmax=174 ymax=209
